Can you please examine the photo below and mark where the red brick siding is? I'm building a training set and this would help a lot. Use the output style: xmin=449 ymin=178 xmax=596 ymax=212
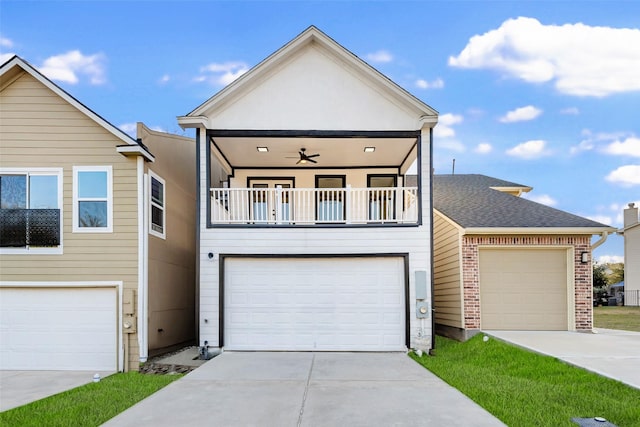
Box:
xmin=461 ymin=235 xmax=592 ymax=331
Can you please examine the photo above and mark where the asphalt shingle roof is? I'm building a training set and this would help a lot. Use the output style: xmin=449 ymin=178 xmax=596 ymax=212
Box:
xmin=433 ymin=174 xmax=611 ymax=229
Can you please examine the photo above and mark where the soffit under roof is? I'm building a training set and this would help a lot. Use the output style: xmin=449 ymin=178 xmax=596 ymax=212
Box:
xmin=212 ymin=136 xmax=417 ymax=168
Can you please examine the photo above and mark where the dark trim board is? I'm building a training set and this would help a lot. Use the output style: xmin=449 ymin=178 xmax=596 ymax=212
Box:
xmin=210 ymin=223 xmax=420 ymax=229
xmin=233 ymin=165 xmax=402 ymax=171
xmin=218 ymin=253 xmax=411 ymax=350
xmin=246 ymin=176 xmax=296 ymax=187
xmin=195 ymin=129 xmax=201 ymax=341
xmin=207 ymin=129 xmax=421 ymax=138
xmin=428 ymin=128 xmax=434 ymax=352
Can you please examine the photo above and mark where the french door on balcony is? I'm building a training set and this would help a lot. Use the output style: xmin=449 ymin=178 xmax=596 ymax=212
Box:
xmin=368 ymin=175 xmax=397 ymax=221
xmin=315 ymin=175 xmax=346 ymax=222
xmin=248 ymin=178 xmax=293 ymax=224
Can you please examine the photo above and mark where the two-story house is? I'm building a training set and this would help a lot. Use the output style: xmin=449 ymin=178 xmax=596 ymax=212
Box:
xmin=0 ymin=56 xmax=197 ymax=371
xmin=178 ymin=27 xmax=438 ymax=353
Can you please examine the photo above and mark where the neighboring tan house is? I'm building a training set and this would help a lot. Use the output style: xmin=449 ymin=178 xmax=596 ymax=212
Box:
xmin=432 ymin=174 xmax=615 ymax=340
xmin=178 ymin=26 xmax=439 ymax=353
xmin=620 ymin=203 xmax=639 ymax=306
xmin=0 ymin=56 xmax=196 ymax=371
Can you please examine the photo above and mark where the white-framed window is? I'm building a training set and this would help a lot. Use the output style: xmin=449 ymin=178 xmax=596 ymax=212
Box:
xmin=0 ymin=167 xmax=63 ymax=254
xmin=149 ymin=170 xmax=165 ymax=239
xmin=73 ymin=166 xmax=113 ymax=233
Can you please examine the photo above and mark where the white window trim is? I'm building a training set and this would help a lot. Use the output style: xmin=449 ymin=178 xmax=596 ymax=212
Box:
xmin=73 ymin=165 xmax=113 ymax=233
xmin=0 ymin=167 xmax=63 ymax=255
xmin=148 ymin=169 xmax=166 ymax=239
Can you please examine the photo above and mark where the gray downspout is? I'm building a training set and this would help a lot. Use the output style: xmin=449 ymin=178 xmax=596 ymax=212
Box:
xmin=429 ymin=127 xmax=436 ymax=355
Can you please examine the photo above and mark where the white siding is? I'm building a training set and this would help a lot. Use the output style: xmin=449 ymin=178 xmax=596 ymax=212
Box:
xmin=625 ymin=225 xmax=640 ymax=295
xmin=208 ymin=45 xmax=422 ymax=130
xmin=197 ymin=127 xmax=433 ymax=350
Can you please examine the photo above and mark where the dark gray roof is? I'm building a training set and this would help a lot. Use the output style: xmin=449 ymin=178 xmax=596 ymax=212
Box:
xmin=433 ymin=174 xmax=612 ymax=229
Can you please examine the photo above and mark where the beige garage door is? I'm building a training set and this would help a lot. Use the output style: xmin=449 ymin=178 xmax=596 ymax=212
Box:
xmin=479 ymin=248 xmax=569 ymax=330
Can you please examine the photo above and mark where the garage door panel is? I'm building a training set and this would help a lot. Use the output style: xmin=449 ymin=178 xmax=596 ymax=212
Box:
xmin=224 ymin=257 xmax=405 ymax=351
xmin=480 ymin=249 xmax=568 ymax=330
xmin=0 ymin=287 xmax=117 ymax=370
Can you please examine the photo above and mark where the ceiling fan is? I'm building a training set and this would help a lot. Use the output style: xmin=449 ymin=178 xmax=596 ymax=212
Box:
xmin=289 ymin=148 xmax=319 ymax=165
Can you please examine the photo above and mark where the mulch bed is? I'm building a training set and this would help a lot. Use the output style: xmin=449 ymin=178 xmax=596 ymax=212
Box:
xmin=139 ymin=346 xmax=201 ymax=375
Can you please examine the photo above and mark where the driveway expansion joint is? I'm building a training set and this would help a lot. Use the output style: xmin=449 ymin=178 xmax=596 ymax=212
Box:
xmin=297 ymin=354 xmax=315 ymax=427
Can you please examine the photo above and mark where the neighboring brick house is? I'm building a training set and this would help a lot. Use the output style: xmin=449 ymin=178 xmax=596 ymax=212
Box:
xmin=432 ymin=174 xmax=615 ymax=341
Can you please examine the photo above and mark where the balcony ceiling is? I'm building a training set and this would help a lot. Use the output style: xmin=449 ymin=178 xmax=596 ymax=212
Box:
xmin=212 ymin=136 xmax=418 ymax=168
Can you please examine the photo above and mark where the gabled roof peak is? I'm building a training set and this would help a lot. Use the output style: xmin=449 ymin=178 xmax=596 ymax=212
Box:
xmin=181 ymin=26 xmax=438 ymax=125
xmin=1 ymin=55 xmax=151 ymax=157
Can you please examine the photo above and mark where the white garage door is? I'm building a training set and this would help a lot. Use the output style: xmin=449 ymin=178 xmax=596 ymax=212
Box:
xmin=0 ymin=287 xmax=118 ymax=370
xmin=224 ymin=257 xmax=406 ymax=351
xmin=480 ymin=248 xmax=569 ymax=330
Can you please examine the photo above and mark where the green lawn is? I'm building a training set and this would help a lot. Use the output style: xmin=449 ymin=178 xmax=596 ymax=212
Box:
xmin=411 ymin=335 xmax=640 ymax=427
xmin=0 ymin=372 xmax=182 ymax=427
xmin=594 ymin=306 xmax=640 ymax=332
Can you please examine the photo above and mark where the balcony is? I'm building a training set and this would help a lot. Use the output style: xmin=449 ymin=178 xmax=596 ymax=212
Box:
xmin=210 ymin=186 xmax=418 ymax=226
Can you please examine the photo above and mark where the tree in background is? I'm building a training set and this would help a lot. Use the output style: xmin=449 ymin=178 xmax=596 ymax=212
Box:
xmin=593 ymin=262 xmax=625 ymax=305
xmin=593 ymin=263 xmax=609 ymax=304
xmin=608 ymin=263 xmax=624 ymax=284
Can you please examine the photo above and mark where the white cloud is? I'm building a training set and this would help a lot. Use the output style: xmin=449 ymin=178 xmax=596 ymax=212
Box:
xmin=437 ymin=139 xmax=466 ymax=152
xmin=587 ymin=215 xmax=613 ymax=225
xmin=0 ymin=52 xmax=14 ymax=64
xmin=448 ymin=17 xmax=640 ymax=97
xmin=523 ymin=193 xmax=557 ymax=206
xmin=119 ymin=123 xmax=137 ymax=136
xmin=570 ymin=140 xmax=595 ymax=155
xmin=196 ymin=61 xmax=249 ymax=86
xmin=158 ymin=74 xmax=170 ymax=85
xmin=605 ymin=165 xmax=640 ymax=186
xmin=560 ymin=107 xmax=580 ymax=115
xmin=39 ymin=50 xmax=106 ymax=85
xmin=602 ymin=136 xmax=640 ymax=157
xmin=499 ymin=105 xmax=542 ymax=123
xmin=434 ymin=113 xmax=463 ymax=138
xmin=597 ymin=255 xmax=624 ymax=264
xmin=570 ymin=130 xmax=640 ymax=156
xmin=475 ymin=143 xmax=492 ymax=154
xmin=506 ymin=140 xmax=549 ymax=159
xmin=0 ymin=36 xmax=13 ymax=48
xmin=366 ymin=50 xmax=393 ymax=63
xmin=415 ymin=78 xmax=444 ymax=89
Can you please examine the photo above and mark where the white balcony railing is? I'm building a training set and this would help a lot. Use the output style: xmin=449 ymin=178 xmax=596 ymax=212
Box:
xmin=210 ymin=186 xmax=418 ymax=225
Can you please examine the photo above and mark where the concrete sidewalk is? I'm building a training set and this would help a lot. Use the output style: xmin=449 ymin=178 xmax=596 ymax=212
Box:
xmin=104 ymin=352 xmax=504 ymax=427
xmin=486 ymin=329 xmax=640 ymax=389
xmin=0 ymin=370 xmax=114 ymax=412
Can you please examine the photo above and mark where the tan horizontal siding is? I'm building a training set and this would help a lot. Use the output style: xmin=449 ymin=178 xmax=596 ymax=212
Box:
xmin=433 ymin=212 xmax=462 ymax=328
xmin=0 ymin=72 xmax=140 ymax=370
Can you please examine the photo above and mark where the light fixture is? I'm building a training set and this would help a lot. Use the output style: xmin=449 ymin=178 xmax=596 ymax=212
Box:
xmin=299 ymin=159 xmax=307 ymax=164
xmin=580 ymin=251 xmax=589 ymax=264
xmin=256 ymin=147 xmax=268 ymax=152
xmin=364 ymin=147 xmax=375 ymax=153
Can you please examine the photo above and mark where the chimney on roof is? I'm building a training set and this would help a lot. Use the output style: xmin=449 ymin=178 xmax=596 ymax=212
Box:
xmin=624 ymin=203 xmax=639 ymax=228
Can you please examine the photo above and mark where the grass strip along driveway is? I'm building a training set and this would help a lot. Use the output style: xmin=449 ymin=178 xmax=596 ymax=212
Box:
xmin=411 ymin=335 xmax=640 ymax=427
xmin=0 ymin=372 xmax=181 ymax=427
xmin=594 ymin=306 xmax=640 ymax=332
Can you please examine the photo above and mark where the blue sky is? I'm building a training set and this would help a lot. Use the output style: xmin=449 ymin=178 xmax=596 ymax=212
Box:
xmin=1 ymin=1 xmax=638 ymax=262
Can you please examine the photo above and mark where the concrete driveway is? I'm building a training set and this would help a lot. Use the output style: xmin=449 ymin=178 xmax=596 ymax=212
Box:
xmin=487 ymin=329 xmax=640 ymax=389
xmin=104 ymin=352 xmax=504 ymax=426
xmin=0 ymin=370 xmax=114 ymax=412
